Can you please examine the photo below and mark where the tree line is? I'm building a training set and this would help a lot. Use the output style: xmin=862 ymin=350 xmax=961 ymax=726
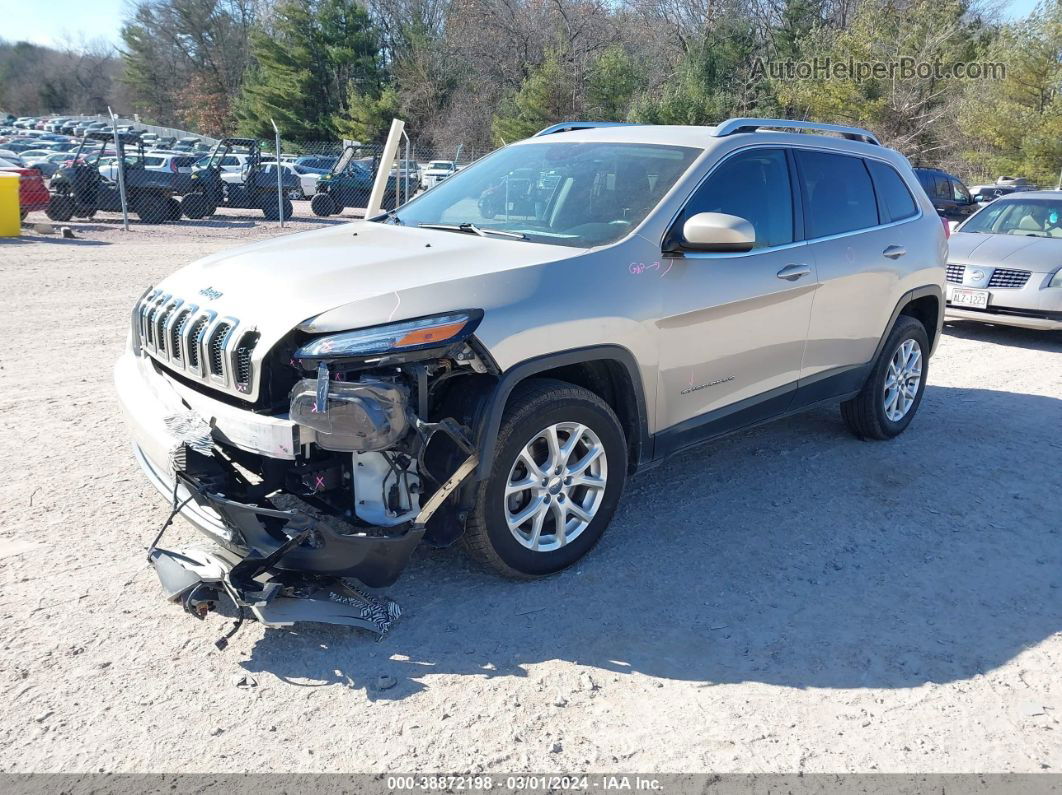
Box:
xmin=3 ymin=0 xmax=1062 ymax=184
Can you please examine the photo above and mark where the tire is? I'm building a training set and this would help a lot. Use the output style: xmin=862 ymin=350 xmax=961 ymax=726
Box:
xmin=73 ymin=207 xmax=96 ymax=219
xmin=841 ymin=315 xmax=930 ymax=440
xmin=181 ymin=193 xmax=214 ymax=220
xmin=166 ymin=197 xmax=181 ymax=222
xmin=310 ymin=192 xmax=337 ymax=217
xmin=46 ymin=194 xmax=75 ymax=222
xmin=134 ymin=193 xmax=169 ymax=224
xmin=463 ymin=378 xmax=628 ymax=578
xmin=181 ymin=194 xmax=205 ymax=219
xmin=260 ymin=196 xmax=293 ymax=221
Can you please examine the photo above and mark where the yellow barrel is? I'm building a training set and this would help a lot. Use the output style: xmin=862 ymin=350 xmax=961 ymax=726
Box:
xmin=0 ymin=172 xmax=20 ymax=237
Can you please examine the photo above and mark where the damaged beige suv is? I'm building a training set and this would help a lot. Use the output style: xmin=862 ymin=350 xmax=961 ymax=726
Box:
xmin=117 ymin=119 xmax=945 ymax=635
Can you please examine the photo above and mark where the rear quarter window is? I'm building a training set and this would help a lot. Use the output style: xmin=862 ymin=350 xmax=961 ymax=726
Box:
xmin=796 ymin=150 xmax=879 ymax=237
xmin=867 ymin=160 xmax=918 ymax=223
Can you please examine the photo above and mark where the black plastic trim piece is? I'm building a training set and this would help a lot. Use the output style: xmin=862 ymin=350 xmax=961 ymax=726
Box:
xmin=654 ymin=381 xmax=797 ymax=459
xmin=472 ymin=345 xmax=651 ymax=479
xmin=876 ymin=284 xmax=945 ymax=359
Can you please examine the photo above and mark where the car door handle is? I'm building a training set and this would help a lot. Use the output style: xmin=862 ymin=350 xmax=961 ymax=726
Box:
xmin=776 ymin=264 xmax=811 ymax=281
xmin=883 ymin=245 xmax=906 ymax=259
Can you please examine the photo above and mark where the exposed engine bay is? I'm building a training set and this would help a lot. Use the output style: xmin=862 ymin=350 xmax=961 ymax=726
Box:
xmin=132 ymin=308 xmax=498 ymax=639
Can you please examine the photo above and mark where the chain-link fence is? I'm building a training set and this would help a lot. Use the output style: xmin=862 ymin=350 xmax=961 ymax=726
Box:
xmin=4 ymin=115 xmax=492 ymax=228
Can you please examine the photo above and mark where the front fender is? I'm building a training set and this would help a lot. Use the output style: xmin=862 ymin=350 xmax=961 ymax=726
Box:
xmin=470 ymin=345 xmax=651 ymax=480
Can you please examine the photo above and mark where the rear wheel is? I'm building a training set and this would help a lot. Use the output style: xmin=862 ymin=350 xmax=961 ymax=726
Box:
xmin=310 ymin=192 xmax=337 ymax=217
xmin=134 ymin=193 xmax=169 ymax=224
xmin=463 ymin=379 xmax=627 ymax=578
xmin=841 ymin=315 xmax=929 ymax=440
xmin=46 ymin=194 xmax=75 ymax=222
xmin=166 ymin=197 xmax=181 ymax=222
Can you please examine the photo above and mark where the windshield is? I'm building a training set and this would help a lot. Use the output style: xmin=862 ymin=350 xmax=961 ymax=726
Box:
xmin=334 ymin=147 xmax=357 ymax=174
xmin=388 ymin=141 xmax=700 ymax=247
xmin=959 ymin=197 xmax=1062 ymax=237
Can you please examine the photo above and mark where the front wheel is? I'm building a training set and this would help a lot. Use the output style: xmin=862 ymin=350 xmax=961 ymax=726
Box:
xmin=46 ymin=194 xmax=75 ymax=222
xmin=463 ymin=378 xmax=627 ymax=578
xmin=841 ymin=315 xmax=930 ymax=440
xmin=310 ymin=192 xmax=337 ymax=217
xmin=166 ymin=197 xmax=182 ymax=222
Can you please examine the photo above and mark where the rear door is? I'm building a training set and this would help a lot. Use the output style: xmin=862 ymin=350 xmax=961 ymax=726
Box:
xmin=654 ymin=147 xmax=817 ymax=452
xmin=797 ymin=150 xmax=918 ymax=390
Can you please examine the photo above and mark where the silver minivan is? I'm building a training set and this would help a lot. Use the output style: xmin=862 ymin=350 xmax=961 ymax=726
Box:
xmin=117 ymin=119 xmax=945 ymax=632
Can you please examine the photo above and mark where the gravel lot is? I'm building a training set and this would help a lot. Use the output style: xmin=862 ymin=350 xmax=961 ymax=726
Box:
xmin=1 ymin=211 xmax=1060 ymax=774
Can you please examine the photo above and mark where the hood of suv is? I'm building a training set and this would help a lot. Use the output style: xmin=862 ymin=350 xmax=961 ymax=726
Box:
xmin=949 ymin=231 xmax=1062 ymax=271
xmin=157 ymin=222 xmax=573 ymax=332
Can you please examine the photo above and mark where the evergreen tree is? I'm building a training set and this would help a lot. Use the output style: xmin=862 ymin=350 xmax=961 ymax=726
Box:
xmin=958 ymin=1 xmax=1062 ymax=184
xmin=237 ymin=0 xmax=382 ymax=140
xmin=586 ymin=46 xmax=638 ymax=120
xmin=491 ymin=51 xmax=575 ymax=145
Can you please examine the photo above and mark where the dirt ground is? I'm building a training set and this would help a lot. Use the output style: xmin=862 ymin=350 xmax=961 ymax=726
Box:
xmin=0 ymin=210 xmax=1059 ymax=774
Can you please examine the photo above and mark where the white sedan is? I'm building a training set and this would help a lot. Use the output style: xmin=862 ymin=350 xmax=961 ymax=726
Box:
xmin=221 ymin=163 xmax=321 ymax=199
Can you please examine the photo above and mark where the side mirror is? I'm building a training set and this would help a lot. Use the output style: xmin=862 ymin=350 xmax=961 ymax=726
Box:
xmin=682 ymin=212 xmax=756 ymax=252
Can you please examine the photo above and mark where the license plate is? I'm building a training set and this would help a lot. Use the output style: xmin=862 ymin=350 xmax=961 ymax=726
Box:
xmin=949 ymin=287 xmax=989 ymax=309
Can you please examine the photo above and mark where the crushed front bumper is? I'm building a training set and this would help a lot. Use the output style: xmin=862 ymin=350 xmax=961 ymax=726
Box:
xmin=115 ymin=347 xmax=477 ymax=634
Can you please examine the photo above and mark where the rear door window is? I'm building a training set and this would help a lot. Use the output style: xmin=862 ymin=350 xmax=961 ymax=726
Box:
xmin=867 ymin=160 xmax=918 ymax=223
xmin=795 ymin=150 xmax=880 ymax=237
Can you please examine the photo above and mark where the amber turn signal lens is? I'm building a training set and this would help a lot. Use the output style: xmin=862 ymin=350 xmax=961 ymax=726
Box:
xmin=394 ymin=320 xmax=468 ymax=348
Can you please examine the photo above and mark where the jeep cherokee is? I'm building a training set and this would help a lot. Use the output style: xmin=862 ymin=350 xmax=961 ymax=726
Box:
xmin=116 ymin=118 xmax=945 ymax=633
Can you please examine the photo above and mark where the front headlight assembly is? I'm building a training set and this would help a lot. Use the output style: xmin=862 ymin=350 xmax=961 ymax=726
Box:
xmin=294 ymin=310 xmax=482 ymax=364
xmin=1050 ymin=270 xmax=1062 ymax=288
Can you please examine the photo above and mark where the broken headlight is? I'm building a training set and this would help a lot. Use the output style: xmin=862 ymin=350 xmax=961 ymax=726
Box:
xmin=290 ymin=378 xmax=410 ymax=452
xmin=294 ymin=311 xmax=481 ymax=363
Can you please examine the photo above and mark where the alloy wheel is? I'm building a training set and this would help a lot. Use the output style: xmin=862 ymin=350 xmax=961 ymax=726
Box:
xmin=504 ymin=422 xmax=608 ymax=552
xmin=883 ymin=338 xmax=923 ymax=422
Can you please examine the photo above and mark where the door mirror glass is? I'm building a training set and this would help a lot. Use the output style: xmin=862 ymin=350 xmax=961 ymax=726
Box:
xmin=682 ymin=212 xmax=756 ymax=252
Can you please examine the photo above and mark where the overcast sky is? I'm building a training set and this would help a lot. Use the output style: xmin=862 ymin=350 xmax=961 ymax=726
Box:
xmin=0 ymin=0 xmax=1046 ymax=51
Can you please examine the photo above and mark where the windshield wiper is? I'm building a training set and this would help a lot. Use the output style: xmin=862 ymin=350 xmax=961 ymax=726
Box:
xmin=418 ymin=222 xmax=525 ymax=240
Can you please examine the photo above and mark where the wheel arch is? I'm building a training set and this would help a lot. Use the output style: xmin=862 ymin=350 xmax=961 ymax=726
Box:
xmin=471 ymin=345 xmax=651 ymax=480
xmin=874 ymin=284 xmax=944 ymax=362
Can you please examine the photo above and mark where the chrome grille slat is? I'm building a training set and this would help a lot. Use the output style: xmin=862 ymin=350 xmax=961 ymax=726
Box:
xmin=945 ymin=264 xmax=965 ymax=284
xmin=232 ymin=332 xmax=260 ymax=394
xmin=156 ymin=299 xmax=182 ymax=360
xmin=185 ymin=314 xmax=212 ymax=372
xmin=208 ymin=322 xmax=232 ymax=378
xmin=144 ymin=293 xmax=169 ymax=349
xmin=134 ymin=291 xmax=250 ymax=396
xmin=169 ymin=306 xmax=194 ymax=363
xmin=987 ymin=268 xmax=1030 ymax=288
